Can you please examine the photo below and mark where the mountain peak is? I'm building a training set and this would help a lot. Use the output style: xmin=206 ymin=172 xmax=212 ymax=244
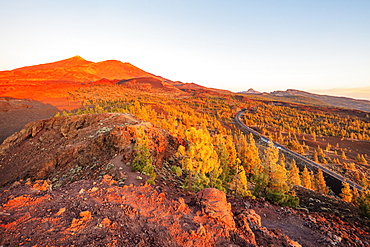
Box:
xmin=68 ymin=55 xmax=86 ymax=61
xmin=13 ymin=56 xmax=92 ymax=72
xmin=239 ymin=88 xmax=261 ymax=95
xmin=56 ymin=55 xmax=91 ymax=66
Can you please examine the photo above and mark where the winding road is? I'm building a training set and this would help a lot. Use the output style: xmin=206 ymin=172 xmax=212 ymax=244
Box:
xmin=235 ymin=109 xmax=363 ymax=192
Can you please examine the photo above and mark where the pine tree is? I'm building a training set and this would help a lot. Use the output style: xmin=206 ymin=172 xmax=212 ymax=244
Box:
xmin=315 ymin=169 xmax=329 ymax=194
xmin=211 ymin=134 xmax=230 ymax=189
xmin=301 ymin=166 xmax=312 ymax=190
xmin=340 ymin=182 xmax=353 ymax=202
xmin=237 ymin=133 xmax=261 ymax=177
xmin=310 ymin=170 xmax=317 ymax=191
xmin=297 ymin=144 xmax=305 ymax=155
xmin=263 ymin=142 xmax=289 ymax=193
xmin=313 ymin=150 xmax=319 ymax=163
xmin=312 ymin=132 xmax=317 ymax=141
xmin=289 ymin=160 xmax=301 ymax=186
xmin=131 ymin=126 xmax=156 ymax=183
xmin=225 ymin=135 xmax=238 ymax=169
xmin=177 ymin=127 xmax=219 ymax=191
xmin=333 ymin=158 xmax=341 ymax=164
xmin=352 ymin=187 xmax=360 ymax=205
xmin=356 ymin=154 xmax=367 ymax=164
xmin=279 ymin=153 xmax=286 ymax=167
xmin=208 ymin=137 xmax=225 ymax=191
xmin=358 ymin=190 xmax=370 ymax=217
xmin=230 ymin=164 xmax=252 ymax=197
xmin=317 ymin=146 xmax=325 ymax=158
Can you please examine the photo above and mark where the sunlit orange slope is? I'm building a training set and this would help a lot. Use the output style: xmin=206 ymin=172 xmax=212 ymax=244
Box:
xmin=0 ymin=56 xmax=163 ymax=110
xmin=0 ymin=56 xmax=156 ymax=83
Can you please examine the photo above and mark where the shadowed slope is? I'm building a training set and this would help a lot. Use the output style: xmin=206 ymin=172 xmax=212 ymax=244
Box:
xmin=118 ymin=77 xmax=187 ymax=95
xmin=0 ymin=97 xmax=58 ymax=144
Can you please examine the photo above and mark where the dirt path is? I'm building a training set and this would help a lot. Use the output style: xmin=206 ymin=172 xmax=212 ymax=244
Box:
xmin=253 ymin=205 xmax=325 ymax=246
xmin=108 ymin=154 xmax=149 ymax=186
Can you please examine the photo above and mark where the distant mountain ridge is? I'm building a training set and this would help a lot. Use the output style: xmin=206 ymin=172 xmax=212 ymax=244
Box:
xmin=239 ymin=89 xmax=370 ymax=112
xmin=313 ymin=87 xmax=370 ymax=102
xmin=272 ymin=89 xmax=370 ymax=112
xmin=239 ymin=88 xmax=261 ymax=95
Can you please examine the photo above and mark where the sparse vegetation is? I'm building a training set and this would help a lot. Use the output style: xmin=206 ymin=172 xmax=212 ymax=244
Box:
xmin=131 ymin=126 xmax=156 ymax=184
xmin=60 ymin=84 xmax=370 ymax=210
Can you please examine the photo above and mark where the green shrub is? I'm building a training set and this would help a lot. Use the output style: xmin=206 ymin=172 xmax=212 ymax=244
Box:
xmin=171 ymin=166 xmax=183 ymax=177
xmin=265 ymin=189 xmax=300 ymax=208
xmin=131 ymin=127 xmax=156 ymax=184
xmin=358 ymin=192 xmax=370 ymax=218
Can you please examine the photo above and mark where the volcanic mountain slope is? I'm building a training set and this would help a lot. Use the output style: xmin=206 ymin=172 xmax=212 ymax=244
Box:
xmin=0 ymin=56 xmax=180 ymax=111
xmin=0 ymin=56 xmax=156 ymax=83
xmin=0 ymin=57 xmax=188 ymax=142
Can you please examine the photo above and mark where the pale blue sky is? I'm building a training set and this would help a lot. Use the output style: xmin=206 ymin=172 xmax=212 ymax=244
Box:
xmin=1 ymin=0 xmax=369 ymax=94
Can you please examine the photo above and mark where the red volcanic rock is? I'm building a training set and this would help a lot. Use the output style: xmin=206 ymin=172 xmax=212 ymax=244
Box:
xmin=0 ymin=180 xmax=304 ymax=246
xmin=196 ymin=188 xmax=236 ymax=229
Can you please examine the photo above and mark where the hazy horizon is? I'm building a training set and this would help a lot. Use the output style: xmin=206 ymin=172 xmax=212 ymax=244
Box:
xmin=1 ymin=0 xmax=369 ymax=99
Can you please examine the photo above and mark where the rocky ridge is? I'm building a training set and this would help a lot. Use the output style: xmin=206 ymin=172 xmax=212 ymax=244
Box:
xmin=0 ymin=113 xmax=179 ymax=187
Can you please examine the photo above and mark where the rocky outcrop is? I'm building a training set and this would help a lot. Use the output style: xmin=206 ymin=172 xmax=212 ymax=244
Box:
xmin=0 ymin=179 xmax=302 ymax=246
xmin=196 ymin=188 xmax=236 ymax=229
xmin=192 ymin=188 xmax=305 ymax=246
xmin=0 ymin=113 xmax=180 ymax=187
